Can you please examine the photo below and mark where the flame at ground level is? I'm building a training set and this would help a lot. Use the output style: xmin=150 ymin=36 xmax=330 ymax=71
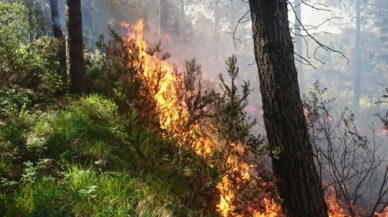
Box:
xmin=120 ymin=19 xmax=388 ymax=217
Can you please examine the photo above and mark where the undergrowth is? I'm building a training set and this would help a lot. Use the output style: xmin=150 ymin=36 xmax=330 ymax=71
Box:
xmin=0 ymin=4 xmax=269 ymax=216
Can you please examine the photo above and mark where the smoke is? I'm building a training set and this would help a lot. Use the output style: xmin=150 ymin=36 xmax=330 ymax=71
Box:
xmin=39 ymin=0 xmax=388 ymax=211
xmin=56 ymin=0 xmax=388 ymax=136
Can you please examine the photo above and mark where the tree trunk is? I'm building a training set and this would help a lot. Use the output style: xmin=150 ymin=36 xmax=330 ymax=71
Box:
xmin=28 ymin=5 xmax=34 ymax=42
xmin=353 ymin=0 xmax=361 ymax=113
xmin=294 ymin=0 xmax=304 ymax=93
xmin=65 ymin=0 xmax=87 ymax=94
xmin=89 ymin=0 xmax=96 ymax=50
xmin=159 ymin=0 xmax=169 ymax=49
xmin=50 ymin=0 xmax=63 ymax=38
xmin=248 ymin=1 xmax=328 ymax=216
xmin=230 ymin=0 xmax=240 ymax=88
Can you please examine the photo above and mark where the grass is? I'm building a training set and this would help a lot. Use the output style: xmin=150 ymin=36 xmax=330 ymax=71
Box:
xmin=0 ymin=94 xmax=181 ymax=217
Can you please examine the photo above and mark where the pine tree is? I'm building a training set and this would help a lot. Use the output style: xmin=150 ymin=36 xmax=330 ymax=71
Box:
xmin=65 ymin=0 xmax=87 ymax=94
xmin=248 ymin=1 xmax=329 ymax=216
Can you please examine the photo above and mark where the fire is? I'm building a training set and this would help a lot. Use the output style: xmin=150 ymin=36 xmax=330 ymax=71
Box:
xmin=325 ymin=186 xmax=349 ymax=217
xmin=376 ymin=208 xmax=388 ymax=217
xmin=119 ymin=19 xmax=182 ymax=131
xmin=120 ymin=19 xmax=274 ymax=216
xmin=119 ymin=19 xmax=388 ymax=217
xmin=216 ymin=155 xmax=282 ymax=217
xmin=253 ymin=199 xmax=282 ymax=217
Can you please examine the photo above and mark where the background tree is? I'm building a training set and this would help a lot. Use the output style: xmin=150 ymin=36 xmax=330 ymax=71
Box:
xmin=324 ymin=0 xmax=363 ymax=112
xmin=49 ymin=0 xmax=62 ymax=38
xmin=248 ymin=1 xmax=329 ymax=216
xmin=65 ymin=0 xmax=87 ymax=94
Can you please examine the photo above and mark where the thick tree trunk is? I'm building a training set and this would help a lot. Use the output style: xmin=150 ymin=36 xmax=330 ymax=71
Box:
xmin=65 ymin=0 xmax=87 ymax=94
xmin=159 ymin=0 xmax=169 ymax=49
xmin=50 ymin=0 xmax=63 ymax=38
xmin=248 ymin=1 xmax=328 ymax=216
xmin=294 ymin=0 xmax=304 ymax=93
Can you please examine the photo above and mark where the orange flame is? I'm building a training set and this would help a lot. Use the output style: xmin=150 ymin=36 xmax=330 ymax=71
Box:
xmin=325 ymin=186 xmax=349 ymax=217
xmin=119 ymin=19 xmax=216 ymax=158
xmin=376 ymin=208 xmax=388 ymax=217
xmin=120 ymin=19 xmax=388 ymax=217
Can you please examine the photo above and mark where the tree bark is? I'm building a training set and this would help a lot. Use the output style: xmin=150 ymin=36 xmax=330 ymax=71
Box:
xmin=50 ymin=0 xmax=63 ymax=38
xmin=65 ymin=0 xmax=87 ymax=94
xmin=248 ymin=1 xmax=328 ymax=216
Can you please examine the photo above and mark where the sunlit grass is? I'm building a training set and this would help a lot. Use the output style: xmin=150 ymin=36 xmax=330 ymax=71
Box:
xmin=4 ymin=162 xmax=165 ymax=217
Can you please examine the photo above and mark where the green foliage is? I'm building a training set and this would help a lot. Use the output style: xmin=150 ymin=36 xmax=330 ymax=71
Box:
xmin=0 ymin=2 xmax=31 ymax=44
xmin=215 ymin=55 xmax=262 ymax=148
xmin=90 ymin=31 xmax=163 ymax=122
xmin=0 ymin=18 xmax=270 ymax=215
xmin=0 ymin=1 xmax=67 ymax=107
xmin=0 ymin=88 xmax=31 ymax=118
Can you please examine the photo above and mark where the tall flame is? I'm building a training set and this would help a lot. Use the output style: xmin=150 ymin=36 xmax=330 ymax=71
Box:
xmin=120 ymin=19 xmax=388 ymax=217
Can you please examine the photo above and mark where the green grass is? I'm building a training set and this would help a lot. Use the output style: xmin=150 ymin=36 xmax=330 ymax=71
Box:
xmin=0 ymin=94 xmax=192 ymax=216
xmin=4 ymin=163 xmax=168 ymax=217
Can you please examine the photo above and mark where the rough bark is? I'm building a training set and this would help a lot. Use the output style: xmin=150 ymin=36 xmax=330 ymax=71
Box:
xmin=65 ymin=0 xmax=87 ymax=94
xmin=159 ymin=0 xmax=169 ymax=49
xmin=248 ymin=1 xmax=328 ymax=216
xmin=50 ymin=0 xmax=63 ymax=38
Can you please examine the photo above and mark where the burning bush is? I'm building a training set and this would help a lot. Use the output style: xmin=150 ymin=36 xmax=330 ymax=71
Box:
xmin=86 ymin=19 xmax=275 ymax=216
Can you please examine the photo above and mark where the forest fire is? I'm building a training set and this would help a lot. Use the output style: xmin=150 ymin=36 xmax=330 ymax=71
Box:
xmin=3 ymin=0 xmax=388 ymax=216
xmin=119 ymin=19 xmax=388 ymax=217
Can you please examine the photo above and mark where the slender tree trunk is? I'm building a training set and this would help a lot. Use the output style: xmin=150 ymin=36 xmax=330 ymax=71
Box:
xmin=354 ymin=0 xmax=361 ymax=113
xmin=50 ymin=0 xmax=63 ymax=38
xmin=89 ymin=0 xmax=96 ymax=49
xmin=36 ymin=7 xmax=44 ymax=39
xmin=294 ymin=0 xmax=304 ymax=93
xmin=248 ymin=1 xmax=328 ymax=216
xmin=230 ymin=0 xmax=240 ymax=88
xmin=159 ymin=0 xmax=169 ymax=49
xmin=66 ymin=0 xmax=87 ymax=94
xmin=28 ymin=5 xmax=34 ymax=42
